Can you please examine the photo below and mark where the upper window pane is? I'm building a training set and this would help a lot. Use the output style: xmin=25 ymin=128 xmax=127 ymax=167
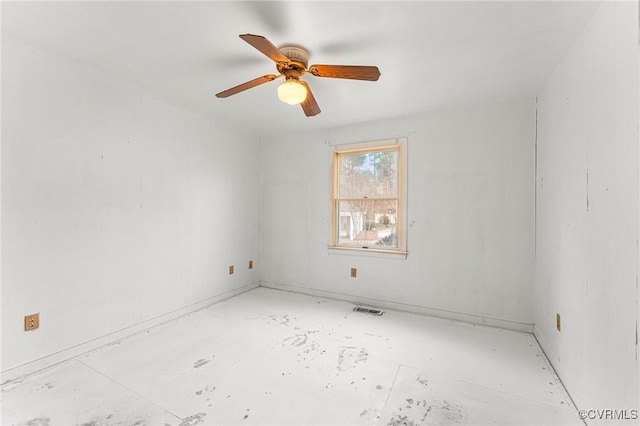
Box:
xmin=338 ymin=150 xmax=398 ymax=198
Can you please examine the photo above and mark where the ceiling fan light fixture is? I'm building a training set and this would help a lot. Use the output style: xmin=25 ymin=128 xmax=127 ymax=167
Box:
xmin=216 ymin=34 xmax=380 ymax=116
xmin=277 ymin=78 xmax=307 ymax=105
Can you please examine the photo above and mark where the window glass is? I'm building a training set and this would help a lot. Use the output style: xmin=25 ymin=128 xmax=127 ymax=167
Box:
xmin=338 ymin=151 xmax=398 ymax=198
xmin=337 ymin=199 xmax=398 ymax=248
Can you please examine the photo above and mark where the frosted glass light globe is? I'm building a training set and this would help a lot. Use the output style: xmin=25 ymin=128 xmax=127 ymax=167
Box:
xmin=277 ymin=79 xmax=307 ymax=105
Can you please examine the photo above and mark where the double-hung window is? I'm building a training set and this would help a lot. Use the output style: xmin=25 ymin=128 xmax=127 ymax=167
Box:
xmin=330 ymin=137 xmax=407 ymax=257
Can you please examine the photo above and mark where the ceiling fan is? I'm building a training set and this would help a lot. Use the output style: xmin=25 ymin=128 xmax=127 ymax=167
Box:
xmin=215 ymin=34 xmax=381 ymax=117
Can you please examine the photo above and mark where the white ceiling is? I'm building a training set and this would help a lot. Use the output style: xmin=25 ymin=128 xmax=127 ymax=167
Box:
xmin=2 ymin=1 xmax=599 ymax=137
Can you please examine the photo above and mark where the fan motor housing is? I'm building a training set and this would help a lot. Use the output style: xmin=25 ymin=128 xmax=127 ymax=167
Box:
xmin=279 ymin=45 xmax=309 ymax=69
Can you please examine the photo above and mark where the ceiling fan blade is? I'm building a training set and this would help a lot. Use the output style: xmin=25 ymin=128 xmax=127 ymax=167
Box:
xmin=300 ymin=81 xmax=321 ymax=117
xmin=215 ymin=74 xmax=278 ymax=98
xmin=308 ymin=64 xmax=381 ymax=81
xmin=239 ymin=34 xmax=290 ymax=64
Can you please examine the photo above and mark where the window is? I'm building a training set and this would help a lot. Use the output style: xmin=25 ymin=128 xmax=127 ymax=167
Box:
xmin=330 ymin=138 xmax=407 ymax=256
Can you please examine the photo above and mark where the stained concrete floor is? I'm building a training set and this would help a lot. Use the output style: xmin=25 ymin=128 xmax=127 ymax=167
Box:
xmin=2 ymin=287 xmax=581 ymax=426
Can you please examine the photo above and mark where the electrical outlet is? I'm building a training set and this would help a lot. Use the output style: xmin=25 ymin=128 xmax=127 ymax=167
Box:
xmin=350 ymin=268 xmax=357 ymax=278
xmin=248 ymin=260 xmax=253 ymax=269
xmin=556 ymin=313 xmax=561 ymax=331
xmin=229 ymin=265 xmax=234 ymax=274
xmin=25 ymin=313 xmax=39 ymax=331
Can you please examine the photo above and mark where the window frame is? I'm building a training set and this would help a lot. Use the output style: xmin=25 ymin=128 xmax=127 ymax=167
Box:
xmin=329 ymin=137 xmax=408 ymax=258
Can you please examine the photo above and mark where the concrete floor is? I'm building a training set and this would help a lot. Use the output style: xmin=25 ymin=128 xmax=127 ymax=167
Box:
xmin=1 ymin=287 xmax=581 ymax=426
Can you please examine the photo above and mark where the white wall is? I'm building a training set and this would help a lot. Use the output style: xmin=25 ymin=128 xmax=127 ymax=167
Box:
xmin=535 ymin=1 xmax=640 ymax=420
xmin=1 ymin=39 xmax=260 ymax=372
xmin=260 ymin=99 xmax=536 ymax=330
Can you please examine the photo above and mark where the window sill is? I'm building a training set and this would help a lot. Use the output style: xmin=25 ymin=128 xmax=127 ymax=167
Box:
xmin=327 ymin=246 xmax=408 ymax=259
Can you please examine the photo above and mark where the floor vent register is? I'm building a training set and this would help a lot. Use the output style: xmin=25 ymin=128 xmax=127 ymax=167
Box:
xmin=353 ymin=306 xmax=384 ymax=316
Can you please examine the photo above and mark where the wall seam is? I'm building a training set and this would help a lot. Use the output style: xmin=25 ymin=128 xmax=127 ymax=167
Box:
xmin=534 ymin=96 xmax=538 ymax=260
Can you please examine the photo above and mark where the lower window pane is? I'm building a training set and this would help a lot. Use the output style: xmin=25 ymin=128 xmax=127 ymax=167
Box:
xmin=337 ymin=199 xmax=398 ymax=248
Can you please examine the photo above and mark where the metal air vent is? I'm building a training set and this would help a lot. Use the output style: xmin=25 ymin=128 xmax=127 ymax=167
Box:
xmin=353 ymin=306 xmax=384 ymax=316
